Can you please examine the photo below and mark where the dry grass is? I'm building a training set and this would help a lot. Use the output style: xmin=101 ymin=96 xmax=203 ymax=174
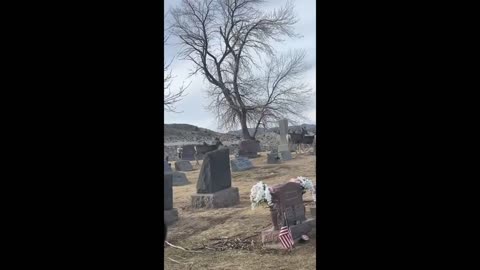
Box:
xmin=165 ymin=152 xmax=316 ymax=270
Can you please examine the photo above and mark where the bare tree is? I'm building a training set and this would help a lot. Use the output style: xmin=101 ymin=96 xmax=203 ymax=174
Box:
xmin=170 ymin=0 xmax=311 ymax=139
xmin=164 ymin=13 xmax=189 ymax=113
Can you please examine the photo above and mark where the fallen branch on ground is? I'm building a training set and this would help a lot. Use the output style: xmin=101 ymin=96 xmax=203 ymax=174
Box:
xmin=165 ymin=241 xmax=203 ymax=253
xmin=167 ymin=257 xmax=193 ymax=265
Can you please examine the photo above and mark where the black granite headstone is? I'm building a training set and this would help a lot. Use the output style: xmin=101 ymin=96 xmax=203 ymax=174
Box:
xmin=164 ymin=173 xmax=173 ymax=210
xmin=196 ymin=148 xmax=232 ymax=194
xmin=238 ymin=140 xmax=260 ymax=158
xmin=180 ymin=145 xmax=196 ymax=161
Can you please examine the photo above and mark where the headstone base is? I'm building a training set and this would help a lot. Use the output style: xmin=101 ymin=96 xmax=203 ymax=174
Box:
xmin=278 ymin=144 xmax=292 ymax=160
xmin=164 ymin=208 xmax=178 ymax=225
xmin=261 ymin=218 xmax=315 ymax=247
xmin=310 ymin=206 xmax=316 ymax=218
xmin=267 ymin=153 xmax=281 ymax=164
xmin=279 ymin=151 xmax=292 ymax=161
xmin=191 ymin=187 xmax=240 ymax=209
xmin=172 ymin=171 xmax=190 ymax=186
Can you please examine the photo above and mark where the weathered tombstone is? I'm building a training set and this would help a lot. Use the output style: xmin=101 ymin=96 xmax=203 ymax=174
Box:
xmin=191 ymin=148 xmax=239 ymax=209
xmin=267 ymin=151 xmax=281 ymax=164
xmin=174 ymin=160 xmax=193 ymax=171
xmin=230 ymin=156 xmax=253 ymax=172
xmin=164 ymin=172 xmax=178 ymax=225
xmin=238 ymin=140 xmax=260 ymax=158
xmin=180 ymin=145 xmax=196 ymax=161
xmin=261 ymin=182 xmax=315 ymax=249
xmin=172 ymin=171 xmax=190 ymax=186
xmin=277 ymin=119 xmax=292 ymax=160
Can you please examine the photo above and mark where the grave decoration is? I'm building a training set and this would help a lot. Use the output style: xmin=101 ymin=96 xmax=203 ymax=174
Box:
xmin=289 ymin=176 xmax=316 ymax=202
xmin=250 ymin=179 xmax=316 ymax=249
xmin=250 ymin=181 xmax=273 ymax=209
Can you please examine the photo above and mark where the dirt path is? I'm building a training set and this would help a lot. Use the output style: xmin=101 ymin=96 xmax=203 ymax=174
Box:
xmin=165 ymin=152 xmax=316 ymax=270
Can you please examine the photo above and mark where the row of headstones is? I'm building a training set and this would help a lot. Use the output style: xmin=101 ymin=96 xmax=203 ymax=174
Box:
xmin=164 ymin=148 xmax=316 ymax=249
xmin=164 ymin=148 xmax=239 ymax=225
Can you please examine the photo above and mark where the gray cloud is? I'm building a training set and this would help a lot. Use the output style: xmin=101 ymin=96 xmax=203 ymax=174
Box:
xmin=164 ymin=0 xmax=316 ymax=132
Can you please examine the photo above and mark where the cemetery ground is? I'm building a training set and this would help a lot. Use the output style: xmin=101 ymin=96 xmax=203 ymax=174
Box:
xmin=165 ymin=152 xmax=316 ymax=270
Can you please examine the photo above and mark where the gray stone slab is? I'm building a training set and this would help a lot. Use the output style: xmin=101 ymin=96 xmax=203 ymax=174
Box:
xmin=164 ymin=173 xmax=173 ymax=210
xmin=197 ymin=148 xmax=231 ymax=194
xmin=172 ymin=171 xmax=190 ymax=186
xmin=164 ymin=208 xmax=178 ymax=225
xmin=267 ymin=153 xmax=281 ymax=164
xmin=279 ymin=150 xmax=292 ymax=161
xmin=310 ymin=206 xmax=316 ymax=218
xmin=191 ymin=187 xmax=240 ymax=209
xmin=174 ymin=160 xmax=193 ymax=171
xmin=278 ymin=119 xmax=289 ymax=145
xmin=230 ymin=157 xmax=253 ymax=171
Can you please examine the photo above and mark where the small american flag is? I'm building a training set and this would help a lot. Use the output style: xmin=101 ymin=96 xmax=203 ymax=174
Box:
xmin=278 ymin=225 xmax=294 ymax=250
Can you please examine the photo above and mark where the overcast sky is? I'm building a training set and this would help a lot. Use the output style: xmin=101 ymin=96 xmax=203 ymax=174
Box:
xmin=164 ymin=0 xmax=316 ymax=132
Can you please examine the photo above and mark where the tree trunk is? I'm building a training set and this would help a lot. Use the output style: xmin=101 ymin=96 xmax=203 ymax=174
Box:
xmin=239 ymin=112 xmax=253 ymax=140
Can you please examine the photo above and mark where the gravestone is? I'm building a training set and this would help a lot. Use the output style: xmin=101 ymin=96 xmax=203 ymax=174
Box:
xmin=279 ymin=151 xmax=292 ymax=161
xmin=180 ymin=145 xmax=196 ymax=161
xmin=172 ymin=171 xmax=190 ymax=186
xmin=174 ymin=160 xmax=193 ymax=171
xmin=261 ymin=182 xmax=315 ymax=249
xmin=267 ymin=151 xmax=281 ymax=164
xmin=164 ymin=172 xmax=178 ymax=225
xmin=238 ymin=140 xmax=260 ymax=158
xmin=191 ymin=148 xmax=239 ymax=209
xmin=230 ymin=156 xmax=253 ymax=172
xmin=278 ymin=119 xmax=292 ymax=160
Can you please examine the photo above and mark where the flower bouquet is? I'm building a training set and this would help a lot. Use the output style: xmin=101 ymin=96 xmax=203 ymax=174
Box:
xmin=290 ymin=176 xmax=316 ymax=202
xmin=250 ymin=181 xmax=273 ymax=209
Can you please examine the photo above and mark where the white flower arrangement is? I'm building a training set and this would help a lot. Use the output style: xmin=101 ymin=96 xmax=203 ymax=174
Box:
xmin=293 ymin=176 xmax=316 ymax=202
xmin=250 ymin=181 xmax=273 ymax=210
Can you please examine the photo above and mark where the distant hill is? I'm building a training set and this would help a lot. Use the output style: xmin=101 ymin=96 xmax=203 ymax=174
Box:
xmin=227 ymin=123 xmax=316 ymax=136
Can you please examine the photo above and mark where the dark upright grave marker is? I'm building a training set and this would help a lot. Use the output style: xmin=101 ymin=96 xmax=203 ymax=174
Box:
xmin=180 ymin=145 xmax=196 ymax=161
xmin=261 ymin=182 xmax=315 ymax=249
xmin=191 ymin=148 xmax=239 ymax=209
xmin=164 ymin=172 xmax=178 ymax=225
xmin=238 ymin=140 xmax=260 ymax=158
